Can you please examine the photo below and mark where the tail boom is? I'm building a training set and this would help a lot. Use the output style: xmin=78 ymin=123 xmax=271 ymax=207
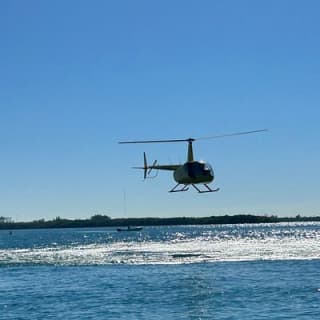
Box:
xmin=133 ymin=152 xmax=179 ymax=179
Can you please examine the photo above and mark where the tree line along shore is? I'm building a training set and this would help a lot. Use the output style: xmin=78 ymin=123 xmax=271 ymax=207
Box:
xmin=1 ymin=214 xmax=319 ymax=230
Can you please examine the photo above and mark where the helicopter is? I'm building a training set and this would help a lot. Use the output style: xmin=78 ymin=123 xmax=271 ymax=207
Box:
xmin=119 ymin=129 xmax=267 ymax=193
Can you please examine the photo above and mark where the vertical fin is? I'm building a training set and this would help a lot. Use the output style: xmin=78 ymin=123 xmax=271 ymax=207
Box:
xmin=143 ymin=152 xmax=148 ymax=179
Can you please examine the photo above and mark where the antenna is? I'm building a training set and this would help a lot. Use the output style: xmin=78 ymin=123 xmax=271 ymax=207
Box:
xmin=123 ymin=189 xmax=127 ymax=217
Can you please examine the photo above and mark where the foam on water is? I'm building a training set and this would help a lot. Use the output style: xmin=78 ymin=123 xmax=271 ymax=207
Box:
xmin=1 ymin=222 xmax=320 ymax=266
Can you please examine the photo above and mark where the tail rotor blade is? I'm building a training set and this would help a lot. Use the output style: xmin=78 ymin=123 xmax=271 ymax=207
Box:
xmin=148 ymin=160 xmax=157 ymax=175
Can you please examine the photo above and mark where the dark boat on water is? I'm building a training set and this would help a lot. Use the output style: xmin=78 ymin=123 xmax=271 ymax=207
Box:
xmin=117 ymin=226 xmax=143 ymax=232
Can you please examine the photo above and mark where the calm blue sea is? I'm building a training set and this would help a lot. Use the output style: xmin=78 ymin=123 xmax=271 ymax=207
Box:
xmin=1 ymin=223 xmax=320 ymax=319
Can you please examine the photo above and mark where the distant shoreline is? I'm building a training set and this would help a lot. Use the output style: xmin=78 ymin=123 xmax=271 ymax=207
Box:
xmin=1 ymin=214 xmax=319 ymax=230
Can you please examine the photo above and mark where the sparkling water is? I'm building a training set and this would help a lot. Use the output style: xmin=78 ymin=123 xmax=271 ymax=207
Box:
xmin=1 ymin=223 xmax=320 ymax=319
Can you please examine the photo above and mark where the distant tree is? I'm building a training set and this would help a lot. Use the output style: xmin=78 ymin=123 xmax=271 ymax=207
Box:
xmin=90 ymin=214 xmax=111 ymax=226
xmin=0 ymin=216 xmax=13 ymax=223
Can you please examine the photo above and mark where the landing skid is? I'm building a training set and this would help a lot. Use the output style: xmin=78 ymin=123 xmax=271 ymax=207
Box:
xmin=169 ymin=183 xmax=219 ymax=193
xmin=191 ymin=184 xmax=220 ymax=193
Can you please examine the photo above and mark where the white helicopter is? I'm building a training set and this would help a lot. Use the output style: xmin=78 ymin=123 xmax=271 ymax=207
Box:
xmin=119 ymin=129 xmax=267 ymax=193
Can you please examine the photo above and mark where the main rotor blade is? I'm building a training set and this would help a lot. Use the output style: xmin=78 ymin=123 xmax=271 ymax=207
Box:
xmin=197 ymin=129 xmax=268 ymax=140
xmin=119 ymin=129 xmax=267 ymax=144
xmin=119 ymin=138 xmax=192 ymax=144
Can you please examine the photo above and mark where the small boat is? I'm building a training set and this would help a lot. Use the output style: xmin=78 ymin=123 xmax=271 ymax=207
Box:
xmin=117 ymin=226 xmax=143 ymax=232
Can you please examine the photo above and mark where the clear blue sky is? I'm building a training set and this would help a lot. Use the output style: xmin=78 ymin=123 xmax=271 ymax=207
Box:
xmin=1 ymin=1 xmax=320 ymax=221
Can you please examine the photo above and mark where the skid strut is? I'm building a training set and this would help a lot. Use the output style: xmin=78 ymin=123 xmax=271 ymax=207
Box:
xmin=169 ymin=183 xmax=189 ymax=193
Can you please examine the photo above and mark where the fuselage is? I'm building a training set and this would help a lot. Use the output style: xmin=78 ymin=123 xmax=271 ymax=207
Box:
xmin=173 ymin=161 xmax=214 ymax=184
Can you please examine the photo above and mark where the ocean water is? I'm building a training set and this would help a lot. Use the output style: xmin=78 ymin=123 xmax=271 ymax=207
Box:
xmin=1 ymin=223 xmax=320 ymax=319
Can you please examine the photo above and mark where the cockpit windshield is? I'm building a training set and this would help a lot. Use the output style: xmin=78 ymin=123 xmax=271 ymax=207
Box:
xmin=203 ymin=163 xmax=213 ymax=174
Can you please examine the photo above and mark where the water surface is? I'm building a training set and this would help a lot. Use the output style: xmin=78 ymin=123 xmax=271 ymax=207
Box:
xmin=1 ymin=223 xmax=320 ymax=319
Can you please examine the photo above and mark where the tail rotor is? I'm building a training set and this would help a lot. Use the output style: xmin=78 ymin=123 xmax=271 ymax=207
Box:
xmin=148 ymin=160 xmax=157 ymax=176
